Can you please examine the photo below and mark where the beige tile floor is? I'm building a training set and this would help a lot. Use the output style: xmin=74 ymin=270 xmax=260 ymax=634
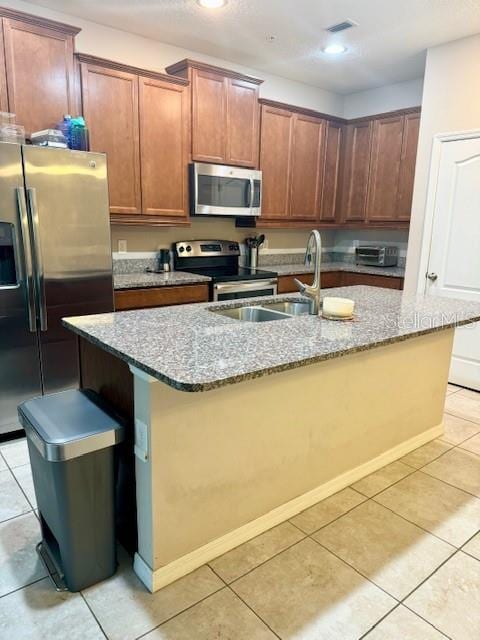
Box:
xmin=0 ymin=383 xmax=479 ymax=639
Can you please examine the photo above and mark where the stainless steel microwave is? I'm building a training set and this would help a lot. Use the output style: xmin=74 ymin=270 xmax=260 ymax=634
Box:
xmin=190 ymin=162 xmax=262 ymax=217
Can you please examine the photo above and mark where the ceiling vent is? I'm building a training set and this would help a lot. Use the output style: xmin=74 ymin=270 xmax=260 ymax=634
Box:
xmin=325 ymin=20 xmax=357 ymax=34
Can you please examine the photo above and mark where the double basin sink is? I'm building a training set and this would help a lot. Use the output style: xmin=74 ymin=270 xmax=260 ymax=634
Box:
xmin=211 ymin=300 xmax=312 ymax=322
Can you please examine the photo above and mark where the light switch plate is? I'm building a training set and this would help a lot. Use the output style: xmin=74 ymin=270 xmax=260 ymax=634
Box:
xmin=134 ymin=418 xmax=148 ymax=461
xmin=118 ymin=239 xmax=128 ymax=253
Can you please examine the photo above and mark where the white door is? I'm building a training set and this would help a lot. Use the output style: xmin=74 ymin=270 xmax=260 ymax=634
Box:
xmin=425 ymin=135 xmax=480 ymax=390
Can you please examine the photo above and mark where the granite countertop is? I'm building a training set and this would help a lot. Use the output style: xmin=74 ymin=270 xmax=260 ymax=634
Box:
xmin=272 ymin=262 xmax=406 ymax=278
xmin=114 ymin=271 xmax=211 ymax=290
xmin=64 ymin=286 xmax=480 ymax=393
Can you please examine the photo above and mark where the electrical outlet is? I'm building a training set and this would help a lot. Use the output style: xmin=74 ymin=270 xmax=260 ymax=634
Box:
xmin=118 ymin=239 xmax=128 ymax=253
xmin=263 ymin=237 xmax=269 ymax=250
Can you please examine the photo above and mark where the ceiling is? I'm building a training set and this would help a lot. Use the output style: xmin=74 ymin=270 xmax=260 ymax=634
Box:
xmin=27 ymin=0 xmax=480 ymax=94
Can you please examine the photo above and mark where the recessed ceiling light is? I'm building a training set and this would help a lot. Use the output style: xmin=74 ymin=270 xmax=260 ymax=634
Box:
xmin=197 ymin=0 xmax=227 ymax=8
xmin=322 ymin=44 xmax=348 ymax=55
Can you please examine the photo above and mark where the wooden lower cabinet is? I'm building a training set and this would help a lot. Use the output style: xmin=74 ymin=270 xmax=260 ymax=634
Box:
xmin=114 ymin=284 xmax=209 ymax=311
xmin=277 ymin=271 xmax=403 ymax=294
xmin=341 ymin=272 xmax=404 ymax=290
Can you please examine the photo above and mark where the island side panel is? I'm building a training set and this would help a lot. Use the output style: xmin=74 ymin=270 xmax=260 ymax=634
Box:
xmin=78 ymin=337 xmax=138 ymax=552
xmin=132 ymin=328 xmax=453 ymax=592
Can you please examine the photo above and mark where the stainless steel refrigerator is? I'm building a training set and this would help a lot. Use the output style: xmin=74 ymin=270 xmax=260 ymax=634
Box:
xmin=0 ymin=143 xmax=113 ymax=435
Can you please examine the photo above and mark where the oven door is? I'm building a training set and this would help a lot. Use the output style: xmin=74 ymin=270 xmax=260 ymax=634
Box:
xmin=193 ymin=163 xmax=261 ymax=217
xmin=213 ymin=279 xmax=277 ymax=302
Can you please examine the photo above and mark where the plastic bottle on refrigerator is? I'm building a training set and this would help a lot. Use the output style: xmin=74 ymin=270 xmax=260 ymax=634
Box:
xmin=70 ymin=116 xmax=89 ymax=151
xmin=57 ymin=115 xmax=72 ymax=148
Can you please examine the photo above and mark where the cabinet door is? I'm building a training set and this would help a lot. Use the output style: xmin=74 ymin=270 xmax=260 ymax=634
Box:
xmin=139 ymin=77 xmax=189 ymax=219
xmin=366 ymin=115 xmax=404 ymax=222
xmin=81 ymin=63 xmax=141 ymax=215
xmin=192 ymin=68 xmax=226 ymax=163
xmin=226 ymin=78 xmax=260 ymax=167
xmin=2 ymin=18 xmax=76 ymax=135
xmin=0 ymin=25 xmax=8 ymax=112
xmin=340 ymin=121 xmax=372 ymax=221
xmin=259 ymin=105 xmax=294 ymax=219
xmin=396 ymin=112 xmax=420 ymax=221
xmin=289 ymin=114 xmax=324 ymax=220
xmin=319 ymin=121 xmax=343 ymax=222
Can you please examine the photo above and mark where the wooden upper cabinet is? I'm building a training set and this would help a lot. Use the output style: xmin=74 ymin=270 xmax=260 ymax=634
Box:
xmin=259 ymin=105 xmax=294 ymax=219
xmin=366 ymin=115 xmax=405 ymax=222
xmin=79 ymin=54 xmax=190 ymax=224
xmin=319 ymin=120 xmax=343 ymax=222
xmin=139 ymin=76 xmax=189 ymax=219
xmin=0 ymin=26 xmax=8 ymax=112
xmin=1 ymin=11 xmax=79 ymax=136
xmin=289 ymin=114 xmax=325 ymax=220
xmin=166 ymin=59 xmax=262 ymax=168
xmin=340 ymin=120 xmax=373 ymax=222
xmin=191 ymin=68 xmax=226 ymax=163
xmin=80 ymin=60 xmax=141 ymax=215
xmin=396 ymin=112 xmax=420 ymax=221
xmin=226 ymin=77 xmax=260 ymax=167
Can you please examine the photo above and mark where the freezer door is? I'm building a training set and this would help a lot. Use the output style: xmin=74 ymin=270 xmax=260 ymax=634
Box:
xmin=0 ymin=143 xmax=42 ymax=434
xmin=22 ymin=146 xmax=114 ymax=394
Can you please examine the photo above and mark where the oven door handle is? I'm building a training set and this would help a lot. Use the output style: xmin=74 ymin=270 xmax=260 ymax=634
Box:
xmin=214 ymin=279 xmax=277 ymax=294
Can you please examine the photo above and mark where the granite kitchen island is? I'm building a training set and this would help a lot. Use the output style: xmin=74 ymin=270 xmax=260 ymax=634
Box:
xmin=64 ymin=286 xmax=480 ymax=592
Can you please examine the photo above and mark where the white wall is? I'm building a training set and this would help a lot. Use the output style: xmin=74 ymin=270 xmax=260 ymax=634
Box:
xmin=404 ymin=34 xmax=480 ymax=292
xmin=4 ymin=0 xmax=343 ymax=116
xmin=343 ymin=78 xmax=424 ymax=119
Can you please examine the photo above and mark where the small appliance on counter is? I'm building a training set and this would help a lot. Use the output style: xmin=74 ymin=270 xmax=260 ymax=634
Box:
xmin=245 ymin=234 xmax=265 ymax=269
xmin=190 ymin=162 xmax=262 ymax=218
xmin=145 ymin=249 xmax=172 ymax=274
xmin=173 ymin=240 xmax=277 ymax=301
xmin=355 ymin=246 xmax=399 ymax=267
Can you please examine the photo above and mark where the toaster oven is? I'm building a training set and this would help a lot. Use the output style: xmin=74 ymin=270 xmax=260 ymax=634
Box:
xmin=355 ymin=246 xmax=399 ymax=267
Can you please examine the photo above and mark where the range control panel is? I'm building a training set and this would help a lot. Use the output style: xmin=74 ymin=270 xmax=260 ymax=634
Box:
xmin=174 ymin=240 xmax=240 ymax=258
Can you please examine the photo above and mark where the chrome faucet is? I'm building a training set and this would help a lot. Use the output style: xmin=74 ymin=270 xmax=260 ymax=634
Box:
xmin=294 ymin=230 xmax=322 ymax=315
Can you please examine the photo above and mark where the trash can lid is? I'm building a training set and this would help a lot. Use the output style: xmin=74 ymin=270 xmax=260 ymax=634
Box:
xmin=18 ymin=389 xmax=125 ymax=462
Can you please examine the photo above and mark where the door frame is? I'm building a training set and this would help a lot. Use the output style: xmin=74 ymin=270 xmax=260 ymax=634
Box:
xmin=417 ymin=128 xmax=480 ymax=294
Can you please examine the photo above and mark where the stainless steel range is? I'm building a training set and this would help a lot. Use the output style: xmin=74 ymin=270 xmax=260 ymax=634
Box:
xmin=173 ymin=240 xmax=277 ymax=302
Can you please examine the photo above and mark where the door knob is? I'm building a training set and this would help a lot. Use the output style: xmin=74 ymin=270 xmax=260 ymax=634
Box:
xmin=427 ymin=272 xmax=438 ymax=282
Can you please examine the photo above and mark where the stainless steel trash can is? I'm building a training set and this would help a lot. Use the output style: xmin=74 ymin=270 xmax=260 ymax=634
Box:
xmin=18 ymin=388 xmax=125 ymax=592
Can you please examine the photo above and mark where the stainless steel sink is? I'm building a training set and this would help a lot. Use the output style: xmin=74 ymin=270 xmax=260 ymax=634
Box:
xmin=211 ymin=305 xmax=290 ymax=322
xmin=261 ymin=300 xmax=312 ymax=316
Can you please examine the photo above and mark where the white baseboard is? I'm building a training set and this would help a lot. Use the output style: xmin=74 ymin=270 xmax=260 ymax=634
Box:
xmin=134 ymin=422 xmax=443 ymax=592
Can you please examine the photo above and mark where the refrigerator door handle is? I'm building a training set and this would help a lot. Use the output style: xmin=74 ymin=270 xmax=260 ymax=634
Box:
xmin=27 ymin=188 xmax=47 ymax=332
xmin=16 ymin=188 xmax=37 ymax=333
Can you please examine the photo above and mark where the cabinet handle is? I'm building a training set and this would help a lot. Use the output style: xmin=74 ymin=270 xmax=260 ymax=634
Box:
xmin=427 ymin=272 xmax=438 ymax=282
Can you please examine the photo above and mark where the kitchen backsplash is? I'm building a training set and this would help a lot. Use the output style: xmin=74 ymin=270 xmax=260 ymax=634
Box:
xmin=112 ymin=245 xmax=407 ymax=274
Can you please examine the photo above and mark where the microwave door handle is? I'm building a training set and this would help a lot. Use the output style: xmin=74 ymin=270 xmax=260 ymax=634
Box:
xmin=16 ymin=188 xmax=37 ymax=332
xmin=26 ymin=188 xmax=47 ymax=332
xmin=248 ymin=178 xmax=254 ymax=210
